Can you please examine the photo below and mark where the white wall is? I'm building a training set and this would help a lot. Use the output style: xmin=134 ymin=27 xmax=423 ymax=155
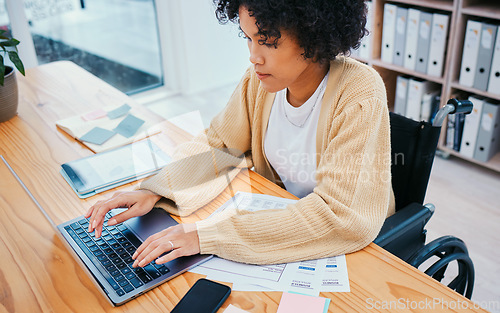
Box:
xmin=171 ymin=0 xmax=250 ymax=95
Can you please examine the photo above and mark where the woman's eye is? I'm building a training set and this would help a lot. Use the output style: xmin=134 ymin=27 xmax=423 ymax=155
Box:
xmin=260 ymin=40 xmax=277 ymax=48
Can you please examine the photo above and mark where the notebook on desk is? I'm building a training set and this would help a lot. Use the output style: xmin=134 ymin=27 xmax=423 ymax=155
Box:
xmin=56 ymin=104 xmax=162 ymax=153
xmin=1 ymin=155 xmax=213 ymax=306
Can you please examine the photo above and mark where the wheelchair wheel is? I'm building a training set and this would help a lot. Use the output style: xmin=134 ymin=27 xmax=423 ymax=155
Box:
xmin=407 ymin=236 xmax=475 ymax=299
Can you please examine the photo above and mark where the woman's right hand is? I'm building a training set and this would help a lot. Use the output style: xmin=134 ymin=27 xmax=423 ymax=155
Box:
xmin=85 ymin=190 xmax=162 ymax=238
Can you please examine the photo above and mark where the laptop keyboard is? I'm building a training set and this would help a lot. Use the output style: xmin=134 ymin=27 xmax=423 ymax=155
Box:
xmin=64 ymin=212 xmax=170 ymax=296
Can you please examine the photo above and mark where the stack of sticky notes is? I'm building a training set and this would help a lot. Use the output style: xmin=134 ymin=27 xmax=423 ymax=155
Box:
xmin=56 ymin=104 xmax=160 ymax=153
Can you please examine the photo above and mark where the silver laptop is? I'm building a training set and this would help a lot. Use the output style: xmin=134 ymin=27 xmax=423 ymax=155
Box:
xmin=1 ymin=155 xmax=212 ymax=306
xmin=57 ymin=208 xmax=213 ymax=306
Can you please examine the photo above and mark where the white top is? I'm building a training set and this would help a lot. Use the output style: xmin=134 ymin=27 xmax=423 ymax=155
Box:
xmin=264 ymin=73 xmax=329 ymax=198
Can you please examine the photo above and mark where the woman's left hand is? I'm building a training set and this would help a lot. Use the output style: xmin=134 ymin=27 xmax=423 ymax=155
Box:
xmin=132 ymin=223 xmax=200 ymax=267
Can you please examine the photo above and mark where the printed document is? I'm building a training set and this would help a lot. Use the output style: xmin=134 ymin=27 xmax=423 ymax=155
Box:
xmin=190 ymin=192 xmax=350 ymax=295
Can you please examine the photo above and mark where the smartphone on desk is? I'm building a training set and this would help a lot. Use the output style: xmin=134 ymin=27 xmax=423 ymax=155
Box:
xmin=171 ymin=278 xmax=231 ymax=313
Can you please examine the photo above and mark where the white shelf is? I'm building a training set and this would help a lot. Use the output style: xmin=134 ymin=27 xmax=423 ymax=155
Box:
xmin=371 ymin=0 xmax=500 ymax=172
xmin=372 ymin=59 xmax=445 ymax=85
xmin=461 ymin=4 xmax=500 ymax=20
xmin=388 ymin=0 xmax=454 ymax=11
xmin=450 ymin=82 xmax=500 ymax=102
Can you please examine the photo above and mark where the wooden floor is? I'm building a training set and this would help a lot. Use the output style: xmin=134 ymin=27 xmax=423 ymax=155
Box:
xmin=146 ymin=83 xmax=500 ymax=312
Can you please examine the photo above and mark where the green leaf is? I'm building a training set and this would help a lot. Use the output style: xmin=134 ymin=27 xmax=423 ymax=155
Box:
xmin=0 ymin=54 xmax=4 ymax=86
xmin=0 ymin=30 xmax=6 ymax=35
xmin=8 ymin=51 xmax=25 ymax=76
xmin=0 ymin=38 xmax=20 ymax=47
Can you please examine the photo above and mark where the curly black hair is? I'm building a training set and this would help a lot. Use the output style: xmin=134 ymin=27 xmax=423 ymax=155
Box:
xmin=213 ymin=0 xmax=368 ymax=63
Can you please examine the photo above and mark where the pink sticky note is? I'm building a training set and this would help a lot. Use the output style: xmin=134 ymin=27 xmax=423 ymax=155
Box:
xmin=81 ymin=109 xmax=107 ymax=121
xmin=277 ymin=292 xmax=330 ymax=313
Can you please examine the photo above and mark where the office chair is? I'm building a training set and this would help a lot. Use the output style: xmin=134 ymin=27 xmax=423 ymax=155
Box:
xmin=374 ymin=99 xmax=475 ymax=299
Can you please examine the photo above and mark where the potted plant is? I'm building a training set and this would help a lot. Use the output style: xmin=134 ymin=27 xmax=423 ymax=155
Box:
xmin=1 ymin=29 xmax=25 ymax=123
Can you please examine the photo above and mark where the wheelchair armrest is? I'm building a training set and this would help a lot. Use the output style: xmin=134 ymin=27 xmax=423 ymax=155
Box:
xmin=374 ymin=202 xmax=434 ymax=252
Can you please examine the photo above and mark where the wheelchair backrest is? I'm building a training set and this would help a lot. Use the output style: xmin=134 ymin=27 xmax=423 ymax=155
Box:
xmin=390 ymin=112 xmax=442 ymax=211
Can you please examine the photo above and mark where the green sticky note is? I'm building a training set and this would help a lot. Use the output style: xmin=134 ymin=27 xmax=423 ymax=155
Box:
xmin=80 ymin=127 xmax=116 ymax=145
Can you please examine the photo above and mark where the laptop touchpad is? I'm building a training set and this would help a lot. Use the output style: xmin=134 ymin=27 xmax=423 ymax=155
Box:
xmin=116 ymin=208 xmax=178 ymax=242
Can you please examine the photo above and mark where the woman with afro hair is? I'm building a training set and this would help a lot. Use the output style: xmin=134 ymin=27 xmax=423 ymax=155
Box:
xmin=86 ymin=0 xmax=395 ymax=266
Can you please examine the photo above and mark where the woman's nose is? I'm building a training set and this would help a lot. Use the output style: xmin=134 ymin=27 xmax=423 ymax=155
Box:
xmin=248 ymin=43 xmax=264 ymax=65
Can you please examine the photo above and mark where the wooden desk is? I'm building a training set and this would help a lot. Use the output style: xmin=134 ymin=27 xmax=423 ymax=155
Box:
xmin=0 ymin=61 xmax=488 ymax=312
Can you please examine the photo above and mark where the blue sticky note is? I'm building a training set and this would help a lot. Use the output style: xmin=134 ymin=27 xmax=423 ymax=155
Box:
xmin=113 ymin=114 xmax=145 ymax=138
xmin=107 ymin=104 xmax=131 ymax=119
xmin=79 ymin=127 xmax=116 ymax=145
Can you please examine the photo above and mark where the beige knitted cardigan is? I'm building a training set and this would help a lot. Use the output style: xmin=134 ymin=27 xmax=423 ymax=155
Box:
xmin=141 ymin=56 xmax=395 ymax=264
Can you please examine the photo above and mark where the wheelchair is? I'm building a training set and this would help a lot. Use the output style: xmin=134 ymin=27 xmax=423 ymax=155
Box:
xmin=374 ymin=98 xmax=475 ymax=299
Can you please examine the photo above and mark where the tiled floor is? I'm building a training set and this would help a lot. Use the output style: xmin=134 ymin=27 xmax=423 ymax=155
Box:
xmin=425 ymin=156 xmax=500 ymax=312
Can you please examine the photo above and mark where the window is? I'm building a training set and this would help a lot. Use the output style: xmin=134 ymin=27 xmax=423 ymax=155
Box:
xmin=4 ymin=0 xmax=249 ymax=102
xmin=24 ymin=0 xmax=163 ymax=95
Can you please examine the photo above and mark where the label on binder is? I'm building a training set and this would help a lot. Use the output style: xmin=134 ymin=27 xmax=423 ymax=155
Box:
xmin=397 ymin=16 xmax=406 ymax=33
xmin=482 ymin=28 xmax=493 ymax=49
xmin=421 ymin=20 xmax=431 ymax=40
xmin=482 ymin=113 xmax=494 ymax=132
